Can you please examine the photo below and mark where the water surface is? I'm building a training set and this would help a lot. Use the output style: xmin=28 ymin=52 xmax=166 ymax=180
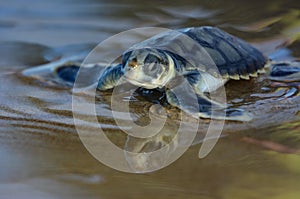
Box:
xmin=0 ymin=0 xmax=300 ymax=198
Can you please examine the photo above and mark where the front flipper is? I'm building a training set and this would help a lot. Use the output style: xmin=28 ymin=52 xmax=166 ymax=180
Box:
xmin=185 ymin=71 xmax=252 ymax=121
xmin=166 ymin=88 xmax=252 ymax=122
xmin=97 ymin=64 xmax=124 ymax=91
xmin=184 ymin=71 xmax=228 ymax=108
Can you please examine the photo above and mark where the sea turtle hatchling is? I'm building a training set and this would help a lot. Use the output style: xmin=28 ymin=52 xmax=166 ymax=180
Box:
xmin=22 ymin=26 xmax=300 ymax=121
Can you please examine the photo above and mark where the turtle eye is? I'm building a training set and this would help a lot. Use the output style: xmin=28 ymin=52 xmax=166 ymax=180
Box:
xmin=127 ymin=58 xmax=138 ymax=68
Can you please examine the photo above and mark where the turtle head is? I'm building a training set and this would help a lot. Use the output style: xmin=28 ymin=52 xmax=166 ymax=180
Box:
xmin=122 ymin=48 xmax=175 ymax=89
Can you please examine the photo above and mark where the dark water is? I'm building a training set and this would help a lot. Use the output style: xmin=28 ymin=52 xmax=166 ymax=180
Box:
xmin=1 ymin=0 xmax=300 ymax=198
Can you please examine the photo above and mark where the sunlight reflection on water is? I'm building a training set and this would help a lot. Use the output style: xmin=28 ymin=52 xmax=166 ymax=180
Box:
xmin=0 ymin=0 xmax=300 ymax=198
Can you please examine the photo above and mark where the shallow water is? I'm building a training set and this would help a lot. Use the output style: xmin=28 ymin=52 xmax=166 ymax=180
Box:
xmin=1 ymin=0 xmax=300 ymax=198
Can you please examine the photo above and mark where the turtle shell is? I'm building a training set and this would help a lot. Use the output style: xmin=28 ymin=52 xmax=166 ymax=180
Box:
xmin=127 ymin=26 xmax=267 ymax=79
xmin=180 ymin=26 xmax=267 ymax=79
